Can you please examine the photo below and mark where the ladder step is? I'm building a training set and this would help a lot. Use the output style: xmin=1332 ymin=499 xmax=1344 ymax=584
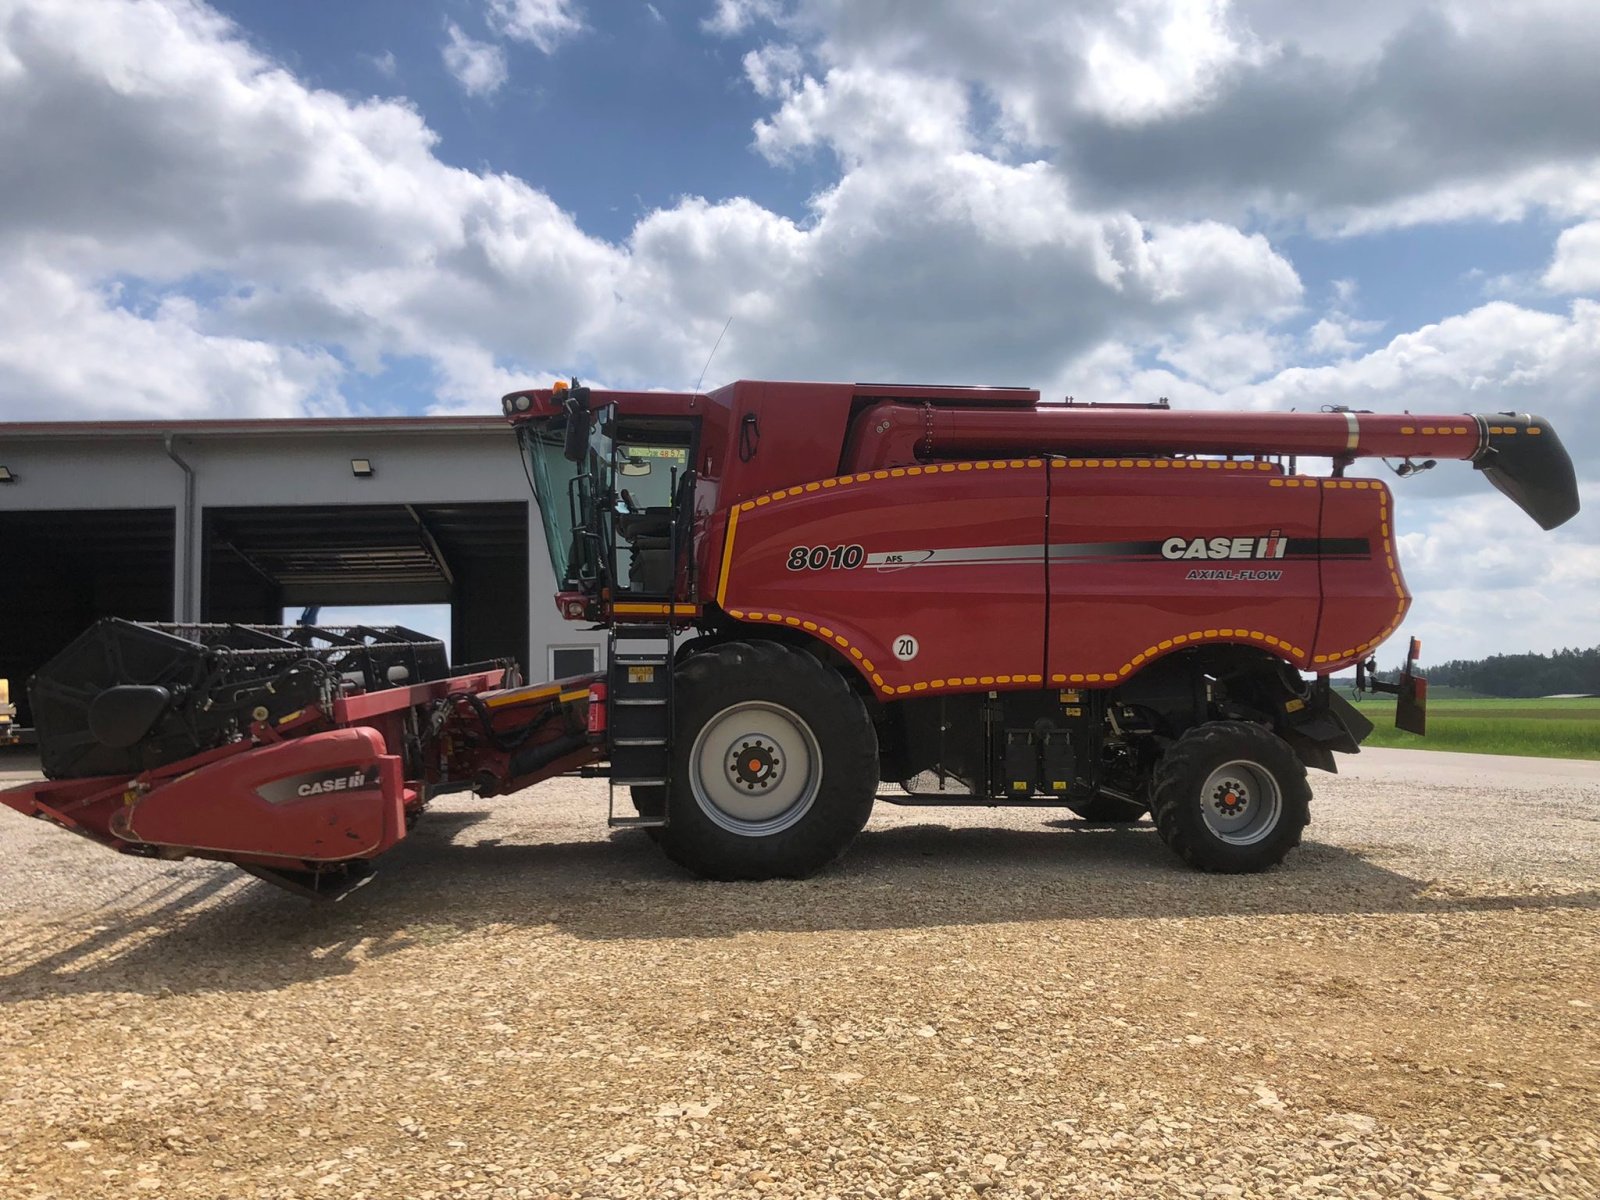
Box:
xmin=607 ymin=605 xmax=675 ymax=832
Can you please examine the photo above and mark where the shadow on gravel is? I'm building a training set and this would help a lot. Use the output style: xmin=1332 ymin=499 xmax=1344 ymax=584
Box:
xmin=3 ymin=809 xmax=1596 ymax=1001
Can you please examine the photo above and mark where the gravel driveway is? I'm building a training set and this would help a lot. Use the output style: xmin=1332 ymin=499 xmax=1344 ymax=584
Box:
xmin=0 ymin=748 xmax=1595 ymax=1199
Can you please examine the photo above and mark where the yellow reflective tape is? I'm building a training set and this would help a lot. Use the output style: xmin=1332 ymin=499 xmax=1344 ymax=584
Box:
xmin=716 ymin=504 xmax=740 ymax=607
xmin=484 ymin=683 xmax=562 ymax=709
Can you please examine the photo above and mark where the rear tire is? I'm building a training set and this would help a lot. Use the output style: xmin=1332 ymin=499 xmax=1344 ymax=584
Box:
xmin=1151 ymin=721 xmax=1309 ymax=873
xmin=656 ymin=641 xmax=876 ymax=880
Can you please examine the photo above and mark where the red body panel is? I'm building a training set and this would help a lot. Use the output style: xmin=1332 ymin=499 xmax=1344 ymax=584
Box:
xmin=112 ymin=727 xmax=404 ymax=862
xmin=712 ymin=458 xmax=1415 ymax=698
xmin=718 ymin=461 xmax=1050 ymax=694
xmin=1046 ymin=461 xmax=1322 ymax=682
xmin=1310 ymin=478 xmax=1410 ymax=666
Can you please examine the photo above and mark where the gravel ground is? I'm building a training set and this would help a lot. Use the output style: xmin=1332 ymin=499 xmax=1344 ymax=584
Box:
xmin=0 ymin=747 xmax=1595 ymax=1199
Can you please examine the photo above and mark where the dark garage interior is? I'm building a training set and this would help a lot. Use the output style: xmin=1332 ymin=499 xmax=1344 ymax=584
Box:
xmin=0 ymin=508 xmax=176 ymax=728
xmin=203 ymin=501 xmax=530 ymax=672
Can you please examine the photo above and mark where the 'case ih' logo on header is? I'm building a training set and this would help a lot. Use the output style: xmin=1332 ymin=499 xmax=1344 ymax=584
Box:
xmin=1161 ymin=531 xmax=1288 ymax=561
xmin=256 ymin=765 xmax=381 ymax=806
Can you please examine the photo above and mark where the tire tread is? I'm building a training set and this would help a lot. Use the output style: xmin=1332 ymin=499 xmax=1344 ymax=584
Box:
xmin=1151 ymin=720 xmax=1310 ymax=873
xmin=657 ymin=640 xmax=876 ymax=880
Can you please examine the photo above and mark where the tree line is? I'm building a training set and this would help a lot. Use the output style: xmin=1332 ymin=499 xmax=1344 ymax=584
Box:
xmin=1371 ymin=645 xmax=1600 ymax=698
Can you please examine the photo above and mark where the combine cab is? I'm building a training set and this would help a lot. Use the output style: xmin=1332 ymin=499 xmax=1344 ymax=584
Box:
xmin=2 ymin=379 xmax=1581 ymax=892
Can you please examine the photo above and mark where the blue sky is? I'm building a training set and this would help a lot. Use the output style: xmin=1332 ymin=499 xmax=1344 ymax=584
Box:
xmin=206 ymin=0 xmax=828 ymax=242
xmin=0 ymin=0 xmax=1596 ymax=659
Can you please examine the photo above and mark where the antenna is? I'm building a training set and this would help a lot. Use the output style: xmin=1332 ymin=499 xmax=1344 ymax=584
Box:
xmin=694 ymin=316 xmax=733 ymax=395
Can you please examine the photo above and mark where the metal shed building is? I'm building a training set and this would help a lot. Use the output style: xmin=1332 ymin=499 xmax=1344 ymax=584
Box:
xmin=0 ymin=416 xmax=601 ymax=726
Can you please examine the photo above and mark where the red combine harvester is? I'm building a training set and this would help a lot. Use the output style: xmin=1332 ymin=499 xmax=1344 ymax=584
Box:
xmin=2 ymin=381 xmax=1581 ymax=895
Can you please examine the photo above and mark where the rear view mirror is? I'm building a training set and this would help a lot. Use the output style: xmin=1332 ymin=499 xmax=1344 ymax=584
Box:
xmin=561 ymin=384 xmax=591 ymax=463
xmin=618 ymin=458 xmax=652 ymax=477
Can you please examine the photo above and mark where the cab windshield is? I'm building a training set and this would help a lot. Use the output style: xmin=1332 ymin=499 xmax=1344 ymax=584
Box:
xmin=520 ymin=414 xmax=610 ymax=587
xmin=520 ymin=409 xmax=692 ymax=594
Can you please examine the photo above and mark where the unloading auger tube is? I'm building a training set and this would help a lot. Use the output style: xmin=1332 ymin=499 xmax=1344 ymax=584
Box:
xmin=845 ymin=406 xmax=1578 ymax=530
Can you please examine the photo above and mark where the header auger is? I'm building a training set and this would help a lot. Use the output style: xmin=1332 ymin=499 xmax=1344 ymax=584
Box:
xmin=4 ymin=380 xmax=1580 ymax=893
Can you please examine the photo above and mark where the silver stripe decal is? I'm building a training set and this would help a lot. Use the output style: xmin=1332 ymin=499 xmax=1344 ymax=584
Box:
xmin=865 ymin=544 xmax=1044 ymax=570
xmin=1344 ymin=411 xmax=1359 ymax=451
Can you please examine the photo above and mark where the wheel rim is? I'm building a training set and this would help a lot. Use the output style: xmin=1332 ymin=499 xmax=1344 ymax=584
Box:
xmin=1198 ymin=759 xmax=1283 ymax=846
xmin=688 ymin=700 xmax=823 ymax=836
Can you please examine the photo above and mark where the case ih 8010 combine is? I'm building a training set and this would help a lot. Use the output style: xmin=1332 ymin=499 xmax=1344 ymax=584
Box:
xmin=2 ymin=381 xmax=1580 ymax=895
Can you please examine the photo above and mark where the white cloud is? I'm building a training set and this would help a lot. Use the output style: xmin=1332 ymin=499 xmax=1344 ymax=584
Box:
xmin=1304 ymin=283 xmax=1384 ymax=359
xmin=753 ymin=66 xmax=972 ymax=166
xmin=742 ymin=41 xmax=802 ymax=100
xmin=1157 ymin=324 xmax=1285 ymax=390
xmin=0 ymin=256 xmax=342 ymax=420
xmin=1305 ymin=318 xmax=1359 ymax=358
xmin=702 ymin=0 xmax=785 ymax=37
xmin=1076 ymin=0 xmax=1255 ymax=123
xmin=720 ymin=0 xmax=1600 ymax=233
xmin=1544 ymin=220 xmax=1600 ymax=293
xmin=487 ymin=0 xmax=584 ymax=53
xmin=442 ymin=21 xmax=507 ymax=96
xmin=1391 ymin=485 xmax=1600 ymax=661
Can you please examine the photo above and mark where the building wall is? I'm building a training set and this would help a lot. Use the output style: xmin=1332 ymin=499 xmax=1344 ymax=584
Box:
xmin=0 ymin=424 xmax=602 ymax=695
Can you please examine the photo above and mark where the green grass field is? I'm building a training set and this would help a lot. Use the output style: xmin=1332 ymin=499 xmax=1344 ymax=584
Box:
xmin=1349 ymin=694 xmax=1600 ymax=760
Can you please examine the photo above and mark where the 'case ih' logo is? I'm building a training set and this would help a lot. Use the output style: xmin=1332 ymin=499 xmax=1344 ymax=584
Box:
xmin=256 ymin=765 xmax=380 ymax=805
xmin=1161 ymin=531 xmax=1288 ymax=561
xmin=297 ymin=769 xmax=378 ymax=797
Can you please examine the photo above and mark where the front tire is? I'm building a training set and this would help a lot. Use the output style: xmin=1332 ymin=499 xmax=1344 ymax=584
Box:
xmin=630 ymin=784 xmax=665 ymax=819
xmin=656 ymin=641 xmax=877 ymax=880
xmin=1151 ymin=721 xmax=1309 ymax=873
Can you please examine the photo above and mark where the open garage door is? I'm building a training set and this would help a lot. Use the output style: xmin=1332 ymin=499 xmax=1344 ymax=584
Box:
xmin=0 ymin=508 xmax=175 ymax=728
xmin=203 ymin=501 xmax=530 ymax=675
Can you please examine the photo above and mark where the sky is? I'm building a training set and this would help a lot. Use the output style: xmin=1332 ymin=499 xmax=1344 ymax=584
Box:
xmin=1 ymin=0 xmax=1596 ymax=664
